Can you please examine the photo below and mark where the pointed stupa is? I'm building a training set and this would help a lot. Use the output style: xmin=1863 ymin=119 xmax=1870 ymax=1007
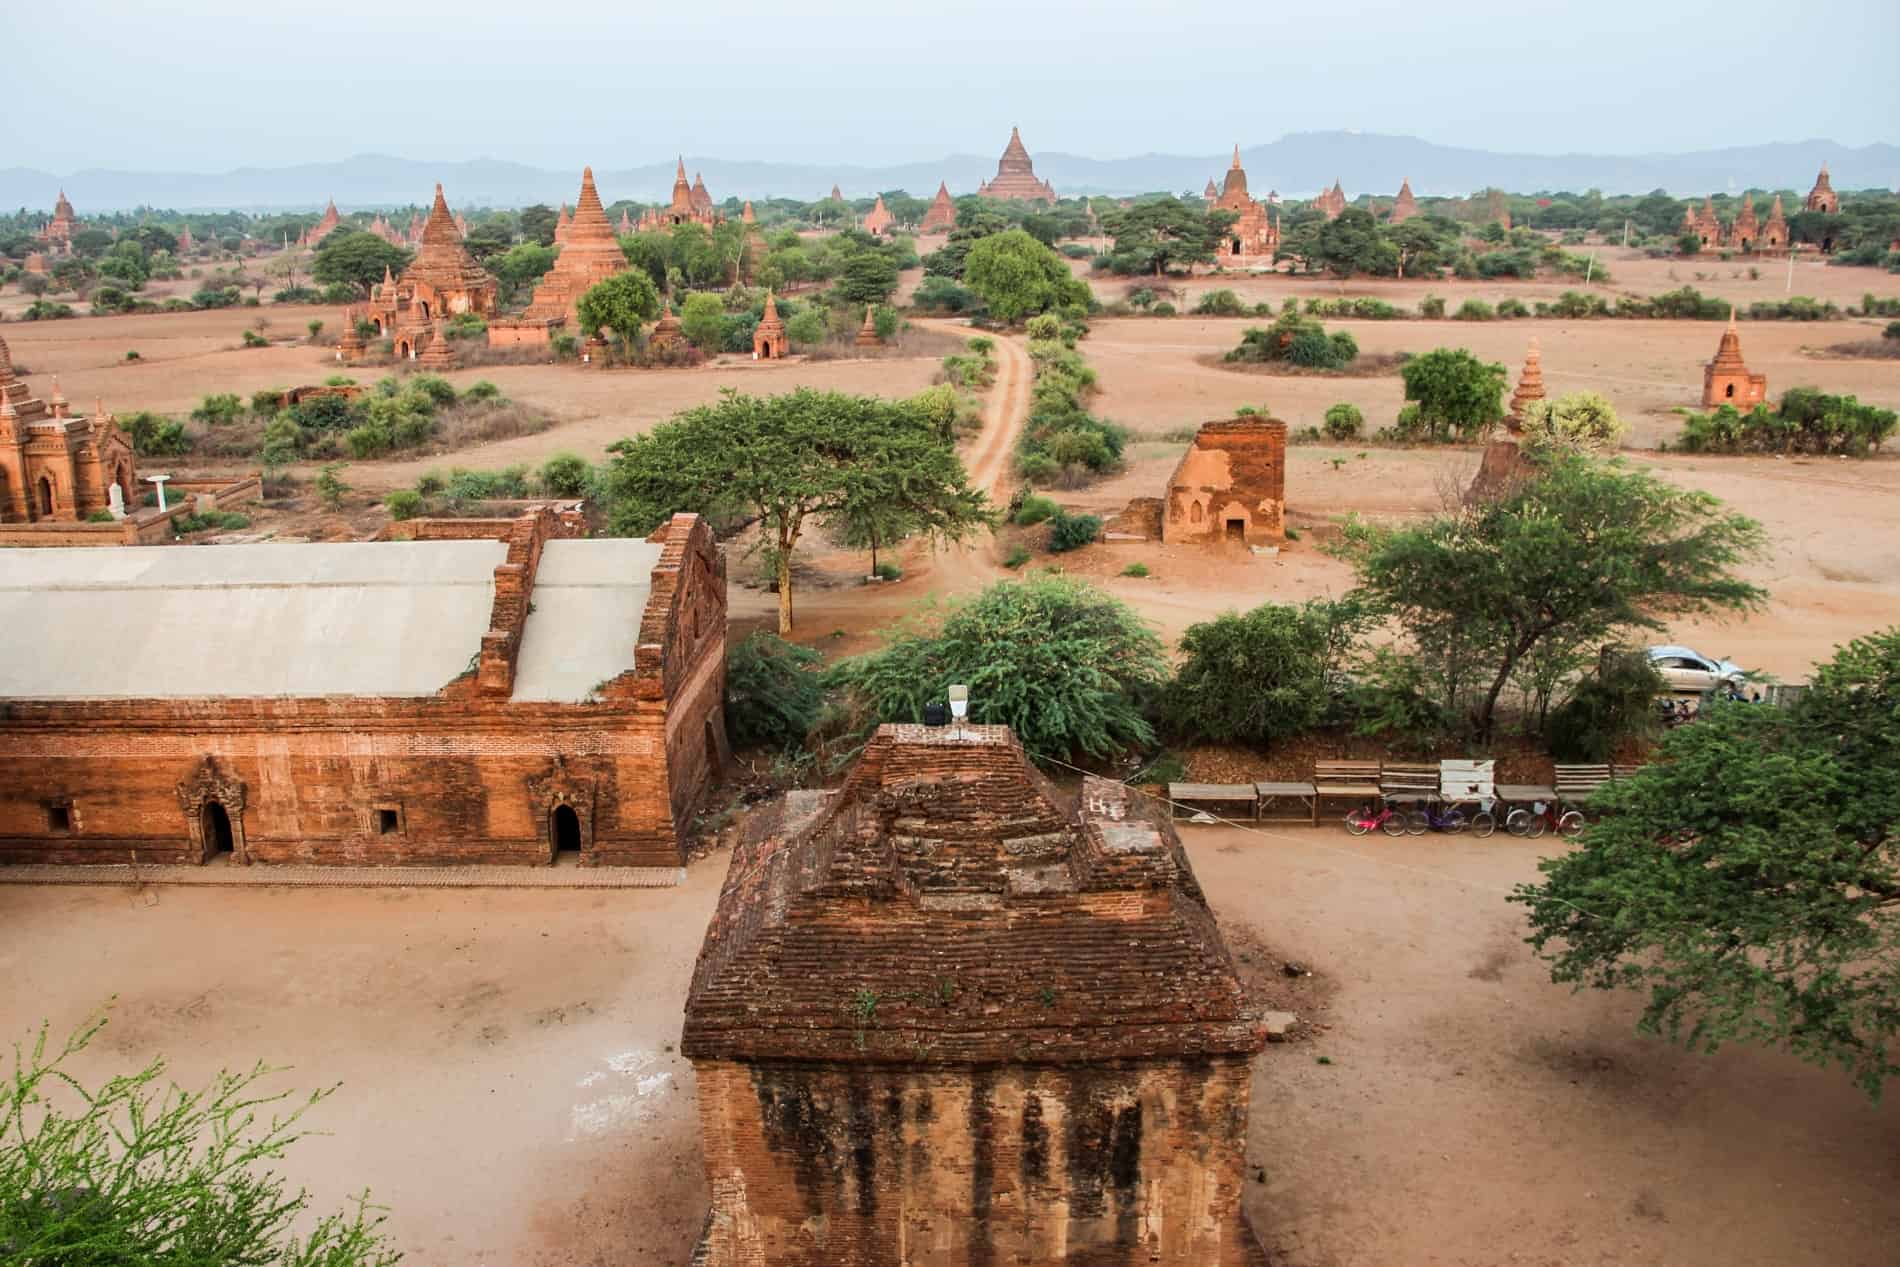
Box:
xmin=555 ymin=203 xmax=573 ymax=244
xmin=985 ymin=126 xmax=1054 ymax=203
xmin=829 ymin=183 xmax=844 ymax=202
xmin=741 ymin=200 xmax=756 ymax=224
xmin=690 ymin=172 xmax=713 ymax=214
xmin=619 ymin=208 xmax=633 ymax=234
xmin=649 ymin=301 xmax=685 ymax=353
xmin=1204 ymin=178 xmax=1219 ymax=200
xmin=49 ymin=376 xmax=68 ymax=419
xmin=1507 ymin=338 xmax=1547 ymax=423
xmin=1219 ymin=144 xmax=1250 ymax=203
xmin=862 ymin=194 xmax=894 ymax=236
xmin=1804 ymin=163 xmax=1839 ymax=213
xmin=1710 ymin=307 xmax=1746 ymax=370
xmin=401 ymin=184 xmax=496 ymax=296
xmin=1391 ymin=177 xmax=1419 ymax=224
xmin=921 ymin=181 xmax=956 ymax=233
xmin=855 ymin=304 xmax=882 ymax=348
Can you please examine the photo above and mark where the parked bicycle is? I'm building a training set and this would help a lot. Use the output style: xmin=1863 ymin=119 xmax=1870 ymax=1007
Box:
xmin=1505 ymin=799 xmax=1585 ymax=839
xmin=1425 ymin=801 xmax=1498 ymax=837
xmin=1343 ymin=803 xmax=1409 ymax=837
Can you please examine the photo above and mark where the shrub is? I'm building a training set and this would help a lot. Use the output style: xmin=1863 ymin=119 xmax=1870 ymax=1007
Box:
xmin=725 ymin=632 xmax=829 ymax=749
xmin=1192 ymin=288 xmax=1248 ymax=316
xmin=86 ymin=508 xmax=115 ymax=523
xmin=1120 ymin=562 xmax=1150 ymax=578
xmin=444 ymin=312 xmax=487 ymax=340
xmin=121 ymin=410 xmax=191 ymax=456
xmin=1394 ymin=347 xmax=1507 ymax=442
xmin=538 ymin=452 xmax=592 ymax=497
xmin=1546 ymin=646 xmax=1662 ymax=761
xmin=1003 ymin=545 xmax=1032 ymax=568
xmin=874 ymin=561 xmax=902 ymax=581
xmin=1521 ymin=391 xmax=1630 ymax=452
xmin=1046 ymin=510 xmax=1102 ymax=552
xmin=315 ymin=462 xmax=351 ymax=510
xmin=1163 ymin=598 xmax=1368 ymax=744
xmin=171 ymin=510 xmax=251 ymax=534
xmin=288 ymin=392 xmax=358 ymax=432
xmin=1452 ymin=299 xmax=1496 ymax=321
xmin=407 ymin=375 xmax=457 ymax=407
xmin=1678 ymin=389 xmax=1897 ymax=456
xmin=1497 ymin=298 xmax=1530 ymax=319
xmin=1226 ymin=310 xmax=1357 ymax=370
xmin=190 ymin=393 xmax=245 ymax=427
xmin=251 ymin=388 xmax=285 ymax=417
xmin=383 ymin=489 xmax=425 ymax=520
xmin=911 ymin=275 xmax=976 ymax=313
xmin=1419 ymin=293 xmax=1447 ymax=318
xmin=1014 ymin=494 xmax=1059 ymax=525
xmin=1151 ymin=301 xmax=1176 ymax=317
xmin=124 ymin=350 xmax=141 ymax=361
xmin=1323 ymin=402 xmax=1364 ymax=440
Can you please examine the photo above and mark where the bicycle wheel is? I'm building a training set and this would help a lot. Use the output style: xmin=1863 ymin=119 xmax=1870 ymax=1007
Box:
xmin=1380 ymin=809 xmax=1408 ymax=837
xmin=1505 ymin=807 xmax=1532 ymax=837
xmin=1524 ymin=812 xmax=1549 ymax=839
xmin=1442 ymin=810 xmax=1468 ymax=835
xmin=1470 ymin=811 xmax=1496 ymax=838
xmin=1344 ymin=810 xmax=1371 ymax=837
xmin=1405 ymin=809 xmax=1428 ymax=835
xmin=1558 ymin=810 xmax=1587 ymax=839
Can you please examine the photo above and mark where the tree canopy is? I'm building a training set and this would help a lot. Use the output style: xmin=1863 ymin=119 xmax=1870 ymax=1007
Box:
xmin=1315 ymin=207 xmax=1396 ymax=279
xmin=1515 ymin=628 xmax=1900 ymax=1099
xmin=1162 ymin=598 xmax=1368 ymax=744
xmin=1098 ymin=197 xmax=1235 ymax=276
xmin=597 ymin=388 xmax=992 ymax=632
xmin=576 ymin=270 xmax=662 ymax=350
xmin=1397 ymin=347 xmax=1508 ymax=442
xmin=1337 ymin=452 xmax=1766 ymax=738
xmin=310 ymin=230 xmax=411 ymax=292
xmin=961 ymin=229 xmax=1090 ymax=324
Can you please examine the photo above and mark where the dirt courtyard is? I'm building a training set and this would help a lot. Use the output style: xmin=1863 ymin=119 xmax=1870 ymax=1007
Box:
xmin=4 ymin=826 xmax=1894 ymax=1266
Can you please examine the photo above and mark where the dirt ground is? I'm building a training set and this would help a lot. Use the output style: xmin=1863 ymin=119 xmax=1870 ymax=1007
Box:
xmin=6 ymin=825 xmax=1895 ymax=1267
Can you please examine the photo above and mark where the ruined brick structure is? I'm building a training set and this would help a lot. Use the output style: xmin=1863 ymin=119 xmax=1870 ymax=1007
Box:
xmin=854 ymin=305 xmax=882 ymax=348
xmin=861 ymin=194 xmax=895 ymax=236
xmin=363 ymin=184 xmax=498 ymax=366
xmin=640 ymin=159 xmax=725 ymax=231
xmin=1389 ymin=177 xmax=1419 ymax=224
xmin=0 ymin=509 xmax=727 ymax=870
xmin=649 ymin=304 xmax=686 ymax=356
xmin=1683 ymin=196 xmax=1724 ymax=250
xmin=1730 ymin=193 xmax=1759 ymax=250
xmin=37 ymin=191 xmax=77 ymax=255
xmin=1211 ymin=145 xmax=1279 ymax=264
xmin=488 ymin=168 xmax=629 ymax=348
xmin=1762 ymin=194 xmax=1790 ymax=249
xmin=682 ymin=724 xmax=1268 ymax=1266
xmin=978 ymin=127 xmax=1057 ymax=204
xmin=1702 ymin=308 xmax=1768 ymax=409
xmin=1204 ymin=178 xmax=1220 ymax=201
xmin=1161 ymin=415 xmax=1287 ymax=545
xmin=753 ymin=291 xmax=787 ymax=360
xmin=1468 ymin=340 xmax=1546 ymax=504
xmin=920 ymin=182 xmax=958 ymax=233
xmin=177 ymin=222 xmax=195 ymax=254
xmin=1314 ymin=179 xmax=1346 ymax=220
xmin=0 ymin=340 xmax=137 ymax=524
xmin=1804 ymin=163 xmax=1839 ymax=214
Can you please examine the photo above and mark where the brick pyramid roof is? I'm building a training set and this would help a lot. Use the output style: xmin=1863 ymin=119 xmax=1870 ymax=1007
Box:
xmin=920 ymin=181 xmax=956 ymax=231
xmin=1508 ymin=337 xmax=1546 ymax=420
xmin=682 ymin=724 xmax=1263 ymax=1065
xmin=401 ymin=185 xmax=495 ymax=293
xmin=1391 ymin=177 xmax=1419 ymax=223
xmin=1708 ymin=307 xmax=1751 ymax=374
xmin=861 ymin=194 xmax=893 ymax=234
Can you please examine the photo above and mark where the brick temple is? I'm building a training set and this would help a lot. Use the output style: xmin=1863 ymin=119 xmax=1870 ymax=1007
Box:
xmin=1683 ymin=197 xmax=1724 ymax=250
xmin=640 ymin=159 xmax=725 ymax=231
xmin=0 ymin=508 xmax=727 ymax=870
xmin=1161 ymin=415 xmax=1288 ymax=546
xmin=1702 ymin=309 xmax=1768 ymax=409
xmin=36 ymin=190 xmax=78 ymax=256
xmin=682 ymin=723 xmax=1268 ymax=1266
xmin=301 ymin=198 xmax=341 ymax=248
xmin=861 ymin=194 xmax=895 ymax=236
xmin=489 ymin=168 xmax=629 ymax=347
xmin=752 ymin=290 xmax=787 ymax=359
xmin=362 ymin=184 xmax=498 ymax=365
xmin=920 ymin=181 xmax=957 ymax=233
xmin=978 ymin=127 xmax=1056 ymax=204
xmin=1314 ymin=179 xmax=1346 ymax=220
xmin=1804 ymin=163 xmax=1840 ymax=214
xmin=1389 ymin=177 xmax=1419 ymax=224
xmin=1210 ymin=145 xmax=1279 ymax=265
xmin=0 ymin=337 xmax=138 ymax=525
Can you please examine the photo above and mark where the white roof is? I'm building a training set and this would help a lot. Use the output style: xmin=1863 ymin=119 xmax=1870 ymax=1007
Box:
xmin=0 ymin=541 xmax=507 ymax=699
xmin=510 ymin=539 xmax=663 ymax=702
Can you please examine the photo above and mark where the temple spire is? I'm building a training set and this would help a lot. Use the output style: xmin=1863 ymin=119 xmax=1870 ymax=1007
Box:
xmin=1231 ymin=144 xmax=1242 ymax=169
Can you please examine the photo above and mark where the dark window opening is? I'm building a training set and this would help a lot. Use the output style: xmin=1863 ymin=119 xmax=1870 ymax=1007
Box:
xmin=376 ymin=808 xmax=400 ymax=835
xmin=1225 ymin=518 xmax=1247 ymax=543
xmin=552 ymin=804 xmax=581 ymax=855
xmin=203 ymin=802 xmax=234 ymax=855
xmin=47 ymin=805 xmax=72 ymax=833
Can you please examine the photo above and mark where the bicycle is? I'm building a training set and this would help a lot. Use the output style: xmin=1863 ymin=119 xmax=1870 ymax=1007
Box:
xmin=1505 ymin=799 xmax=1584 ymax=839
xmin=1343 ymin=803 xmax=1408 ymax=837
xmin=1422 ymin=801 xmax=1497 ymax=837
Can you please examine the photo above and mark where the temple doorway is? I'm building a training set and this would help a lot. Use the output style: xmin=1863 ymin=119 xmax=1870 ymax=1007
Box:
xmin=37 ymin=477 xmax=54 ymax=517
xmin=1225 ymin=518 xmax=1246 ymax=543
xmin=202 ymin=802 xmax=234 ymax=857
xmin=551 ymin=804 xmax=581 ymax=857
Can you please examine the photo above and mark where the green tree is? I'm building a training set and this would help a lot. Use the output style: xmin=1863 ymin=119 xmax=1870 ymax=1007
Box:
xmin=1337 ymin=452 xmax=1766 ymax=738
xmin=1163 ymin=598 xmax=1369 ymax=744
xmin=597 ymin=388 xmax=991 ymax=633
xmin=836 ymin=251 xmax=900 ymax=305
xmin=962 ymin=229 xmax=1090 ymax=325
xmin=1397 ymin=347 xmax=1508 ymax=442
xmin=315 ymin=462 xmax=351 ymax=510
xmin=461 ymin=222 xmax=512 ymax=262
xmin=1521 ymin=391 xmax=1630 ymax=453
xmin=311 ymin=230 xmax=411 ymax=293
xmin=0 ymin=1015 xmax=400 ymax=1265
xmin=1316 ymin=208 xmax=1396 ymax=279
xmin=1515 ymin=627 xmax=1900 ymax=1099
xmin=829 ymin=573 xmax=1166 ymax=760
xmin=725 ymin=632 xmax=828 ymax=750
xmin=1099 ymin=197 xmax=1235 ymax=276
xmin=678 ymin=291 xmax=729 ymax=349
xmin=491 ymin=242 xmax=556 ymax=304
xmin=519 ymin=203 xmax=558 ymax=247
xmin=576 ymin=270 xmax=662 ymax=351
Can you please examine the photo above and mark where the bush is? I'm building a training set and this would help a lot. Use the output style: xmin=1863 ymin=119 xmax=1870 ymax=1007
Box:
xmin=1419 ymin=293 xmax=1446 ymax=318
xmin=1546 ymin=646 xmax=1662 ymax=761
xmin=1226 ymin=310 xmax=1357 ymax=370
xmin=827 ymin=572 xmax=1167 ymax=760
xmin=1192 ymin=288 xmax=1248 ymax=316
xmin=251 ymin=388 xmax=286 ymax=416
xmin=1452 ymin=299 xmax=1496 ymax=321
xmin=1163 ymin=599 xmax=1367 ymax=744
xmin=1323 ymin=402 xmax=1364 ymax=440
xmin=240 ymin=329 xmax=268 ymax=348
xmin=444 ymin=312 xmax=487 ymax=340
xmin=407 ymin=375 xmax=457 ymax=407
xmin=1394 ymin=347 xmax=1507 ymax=442
xmin=1120 ymin=562 xmax=1150 ymax=577
xmin=1003 ymin=545 xmax=1032 ymax=568
xmin=725 ymin=632 xmax=828 ymax=750
xmin=315 ymin=462 xmax=350 ymax=510
xmin=1151 ymin=301 xmax=1176 ymax=317
xmin=121 ymin=410 xmax=191 ymax=456
xmin=1046 ymin=510 xmax=1102 ymax=552
xmin=383 ymin=489 xmax=425 ymax=520
xmin=463 ymin=379 xmax=503 ymax=402
xmin=538 ymin=452 xmax=592 ymax=497
xmin=1521 ymin=391 xmax=1629 ymax=452
xmin=1678 ymin=389 xmax=1897 ymax=456
xmin=171 ymin=510 xmax=251 ymax=534
xmin=911 ymin=275 xmax=976 ymax=313
xmin=1497 ymin=298 xmax=1530 ymax=319
xmin=874 ymin=561 xmax=902 ymax=581
xmin=1013 ymin=494 xmax=1059 ymax=525
xmin=190 ymin=393 xmax=245 ymax=427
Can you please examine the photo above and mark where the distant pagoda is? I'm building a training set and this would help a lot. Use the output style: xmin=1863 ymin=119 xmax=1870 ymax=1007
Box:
xmin=920 ymin=181 xmax=957 ymax=233
xmin=978 ymin=127 xmax=1056 ymax=204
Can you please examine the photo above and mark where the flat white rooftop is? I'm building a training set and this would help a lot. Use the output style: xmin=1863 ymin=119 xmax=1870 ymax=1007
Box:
xmin=511 ymin=538 xmax=663 ymax=702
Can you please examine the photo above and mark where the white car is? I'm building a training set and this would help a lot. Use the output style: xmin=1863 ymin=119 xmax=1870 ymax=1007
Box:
xmin=1647 ymin=645 xmax=1746 ymax=693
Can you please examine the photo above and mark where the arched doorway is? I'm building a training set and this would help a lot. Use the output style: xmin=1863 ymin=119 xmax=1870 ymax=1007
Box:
xmin=37 ymin=476 xmax=55 ymax=518
xmin=202 ymin=802 xmax=234 ymax=857
xmin=550 ymin=804 xmax=581 ymax=858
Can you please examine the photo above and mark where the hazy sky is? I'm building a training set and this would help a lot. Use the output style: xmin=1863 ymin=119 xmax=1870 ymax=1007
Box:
xmin=4 ymin=0 xmax=1894 ymax=171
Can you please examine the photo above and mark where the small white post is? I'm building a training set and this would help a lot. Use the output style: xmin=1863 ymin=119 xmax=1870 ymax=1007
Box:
xmin=947 ymin=684 xmax=970 ymax=740
xmin=1786 ymin=248 xmax=1795 ymax=294
xmin=146 ymin=474 xmax=171 ymax=512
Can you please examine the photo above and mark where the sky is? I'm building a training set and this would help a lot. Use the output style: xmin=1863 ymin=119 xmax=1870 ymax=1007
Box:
xmin=3 ymin=0 xmax=1895 ymax=172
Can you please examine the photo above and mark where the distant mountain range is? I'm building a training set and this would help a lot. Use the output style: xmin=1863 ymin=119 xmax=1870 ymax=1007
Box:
xmin=3 ymin=133 xmax=1895 ymax=212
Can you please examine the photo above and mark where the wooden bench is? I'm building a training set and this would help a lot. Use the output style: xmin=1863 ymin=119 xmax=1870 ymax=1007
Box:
xmin=1441 ymin=758 xmax=1496 ymax=804
xmin=1555 ymin=764 xmax=1613 ymax=803
xmin=1495 ymin=783 xmax=1557 ymax=806
xmin=1168 ymin=783 xmax=1258 ymax=821
xmin=1312 ymin=760 xmax=1382 ymax=810
xmin=1254 ymin=781 xmax=1318 ymax=825
xmin=1612 ymin=764 xmax=1645 ymax=782
xmin=1380 ymin=763 xmax=1440 ymax=804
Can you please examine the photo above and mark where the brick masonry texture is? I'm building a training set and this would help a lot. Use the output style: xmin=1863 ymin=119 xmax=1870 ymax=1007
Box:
xmin=1161 ymin=416 xmax=1287 ymax=546
xmin=682 ymin=724 xmax=1269 ymax=1265
xmin=0 ymin=511 xmax=727 ymax=871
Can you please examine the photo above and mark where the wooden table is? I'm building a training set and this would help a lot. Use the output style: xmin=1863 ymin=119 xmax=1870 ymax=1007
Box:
xmin=1254 ymin=781 xmax=1318 ymax=825
xmin=1168 ymin=783 xmax=1259 ymax=821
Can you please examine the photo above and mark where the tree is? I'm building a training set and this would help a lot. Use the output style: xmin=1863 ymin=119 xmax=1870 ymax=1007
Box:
xmin=597 ymin=389 xmax=992 ymax=633
xmin=1521 ymin=391 xmax=1629 ymax=452
xmin=962 ymin=229 xmax=1090 ymax=325
xmin=725 ymin=632 xmax=828 ymax=750
xmin=1384 ymin=219 xmax=1453 ymax=279
xmin=1162 ymin=598 xmax=1368 ymax=745
xmin=576 ymin=270 xmax=662 ymax=351
xmin=1514 ymin=627 xmax=1900 ymax=1099
xmin=519 ymin=203 xmax=558 ymax=247
xmin=836 ymin=251 xmax=899 ymax=305
xmin=0 ymin=1014 xmax=400 ymax=1264
xmin=678 ymin=291 xmax=728 ymax=349
xmin=1099 ymin=197 xmax=1234 ymax=276
xmin=311 ymin=230 xmax=411 ymax=292
xmin=1316 ymin=207 xmax=1395 ymax=279
xmin=1397 ymin=347 xmax=1508 ymax=442
xmin=829 ymin=573 xmax=1167 ymax=760
xmin=1337 ymin=452 xmax=1766 ymax=739
xmin=461 ymin=222 xmax=512 ymax=262
xmin=490 ymin=242 xmax=556 ymax=304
